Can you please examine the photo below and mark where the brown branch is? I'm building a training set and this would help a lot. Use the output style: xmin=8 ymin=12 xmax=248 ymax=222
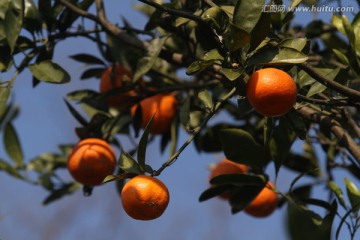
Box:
xmin=341 ymin=108 xmax=360 ymax=139
xmin=297 ymin=105 xmax=360 ymax=164
xmin=299 ymin=62 xmax=360 ymax=102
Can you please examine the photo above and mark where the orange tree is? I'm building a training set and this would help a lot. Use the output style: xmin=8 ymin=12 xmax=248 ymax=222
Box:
xmin=1 ymin=0 xmax=360 ymax=238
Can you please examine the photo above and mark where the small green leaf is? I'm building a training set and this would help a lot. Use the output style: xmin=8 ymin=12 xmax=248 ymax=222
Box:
xmin=186 ymin=60 xmax=214 ymax=75
xmin=29 ymin=60 xmax=71 ymax=84
xmin=199 ymin=184 xmax=233 ymax=202
xmin=223 ymin=24 xmax=251 ymax=52
xmin=80 ymin=67 xmax=105 ymax=80
xmin=233 ymin=0 xmax=265 ymax=33
xmin=198 ymin=90 xmax=213 ymax=111
xmin=219 ymin=128 xmax=266 ymax=169
xmin=134 ymin=36 xmax=167 ymax=81
xmin=179 ymin=97 xmax=190 ymax=127
xmin=0 ymin=83 xmax=11 ymax=118
xmin=0 ymin=159 xmax=23 ymax=179
xmin=328 ymin=181 xmax=346 ymax=208
xmin=306 ymin=68 xmax=340 ymax=97
xmin=70 ymin=53 xmax=105 ymax=65
xmin=137 ymin=113 xmax=155 ymax=173
xmin=202 ymin=49 xmax=224 ymax=61
xmin=220 ymin=68 xmax=242 ymax=81
xmin=210 ymin=173 xmax=267 ymax=187
xmin=118 ymin=151 xmax=142 ymax=174
xmin=344 ymin=177 xmax=360 ymax=213
xmin=247 ymin=47 xmax=308 ymax=66
xmin=230 ymin=184 xmax=265 ymax=214
xmin=269 ymin=119 xmax=297 ymax=176
xmin=279 ymin=38 xmax=307 ymax=52
xmin=332 ymin=49 xmax=349 ymax=65
xmin=43 ymin=182 xmax=81 ymax=205
xmin=4 ymin=0 xmax=23 ymax=53
xmin=4 ymin=122 xmax=23 ymax=165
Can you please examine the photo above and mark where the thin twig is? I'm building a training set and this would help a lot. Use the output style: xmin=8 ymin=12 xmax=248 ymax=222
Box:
xmin=153 ymin=87 xmax=237 ymax=176
xmin=297 ymin=94 xmax=360 ymax=108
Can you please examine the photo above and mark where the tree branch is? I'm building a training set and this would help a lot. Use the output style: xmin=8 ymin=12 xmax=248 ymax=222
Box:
xmin=297 ymin=105 xmax=360 ymax=164
xmin=299 ymin=62 xmax=360 ymax=102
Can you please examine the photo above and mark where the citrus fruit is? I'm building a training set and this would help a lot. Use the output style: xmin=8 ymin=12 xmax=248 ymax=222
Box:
xmin=209 ymin=159 xmax=248 ymax=199
xmin=99 ymin=64 xmax=140 ymax=110
xmin=121 ymin=175 xmax=170 ymax=221
xmin=130 ymin=93 xmax=177 ymax=135
xmin=244 ymin=182 xmax=278 ymax=218
xmin=246 ymin=68 xmax=297 ymax=117
xmin=67 ymin=138 xmax=116 ymax=186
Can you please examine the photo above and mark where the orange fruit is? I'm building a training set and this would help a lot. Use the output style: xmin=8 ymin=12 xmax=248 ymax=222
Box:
xmin=130 ymin=94 xmax=177 ymax=135
xmin=246 ymin=68 xmax=297 ymax=117
xmin=99 ymin=64 xmax=140 ymax=110
xmin=121 ymin=175 xmax=170 ymax=220
xmin=209 ymin=159 xmax=248 ymax=199
xmin=67 ymin=138 xmax=117 ymax=186
xmin=244 ymin=182 xmax=278 ymax=218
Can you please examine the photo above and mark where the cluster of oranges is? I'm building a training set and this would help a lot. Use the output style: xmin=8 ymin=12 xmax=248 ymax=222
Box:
xmin=66 ymin=65 xmax=292 ymax=221
xmin=67 ymin=138 xmax=170 ymax=221
xmin=210 ymin=159 xmax=278 ymax=218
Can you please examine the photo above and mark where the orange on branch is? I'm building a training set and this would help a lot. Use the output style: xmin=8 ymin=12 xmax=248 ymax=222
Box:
xmin=244 ymin=182 xmax=278 ymax=218
xmin=121 ymin=175 xmax=170 ymax=221
xmin=246 ymin=68 xmax=297 ymax=117
xmin=209 ymin=159 xmax=248 ymax=199
xmin=130 ymin=93 xmax=178 ymax=135
xmin=100 ymin=64 xmax=141 ymax=110
xmin=67 ymin=138 xmax=116 ymax=186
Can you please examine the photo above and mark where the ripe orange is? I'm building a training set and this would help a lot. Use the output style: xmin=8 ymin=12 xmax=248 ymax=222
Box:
xmin=130 ymin=93 xmax=177 ymax=135
xmin=244 ymin=182 xmax=278 ymax=218
xmin=246 ymin=68 xmax=297 ymax=117
xmin=67 ymin=138 xmax=117 ymax=186
xmin=209 ymin=159 xmax=248 ymax=199
xmin=121 ymin=175 xmax=170 ymax=221
xmin=99 ymin=64 xmax=140 ymax=110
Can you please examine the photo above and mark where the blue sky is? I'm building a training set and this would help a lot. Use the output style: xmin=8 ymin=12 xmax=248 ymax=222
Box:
xmin=0 ymin=0 xmax=359 ymax=239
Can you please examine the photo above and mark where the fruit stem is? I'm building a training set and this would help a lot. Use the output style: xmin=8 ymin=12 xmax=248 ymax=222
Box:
xmin=153 ymin=87 xmax=237 ymax=176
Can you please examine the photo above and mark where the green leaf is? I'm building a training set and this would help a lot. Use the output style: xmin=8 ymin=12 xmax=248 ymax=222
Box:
xmin=179 ymin=97 xmax=190 ymax=127
xmin=328 ymin=181 xmax=346 ymax=208
xmin=80 ymin=67 xmax=105 ymax=80
xmin=269 ymin=119 xmax=297 ymax=176
xmin=223 ymin=23 xmax=251 ymax=52
xmin=230 ymin=184 xmax=266 ymax=214
xmin=134 ymin=36 xmax=167 ymax=81
xmin=233 ymin=0 xmax=265 ymax=33
xmin=352 ymin=12 xmax=360 ymax=57
xmin=199 ymin=184 xmax=233 ymax=202
xmin=283 ymin=152 xmax=321 ymax=177
xmin=332 ymin=49 xmax=349 ymax=65
xmin=4 ymin=122 xmax=23 ymax=165
xmin=0 ymin=83 xmax=11 ymax=118
xmin=0 ymin=0 xmax=10 ymax=19
xmin=43 ymin=182 xmax=81 ymax=205
xmin=118 ymin=151 xmax=142 ymax=174
xmin=29 ymin=61 xmax=71 ymax=84
xmin=248 ymin=12 xmax=271 ymax=53
xmin=202 ymin=49 xmax=224 ymax=61
xmin=70 ymin=53 xmax=105 ymax=65
xmin=279 ymin=38 xmax=307 ymax=52
xmin=331 ymin=14 xmax=346 ymax=35
xmin=306 ymin=68 xmax=340 ymax=97
xmin=247 ymin=47 xmax=308 ymax=66
xmin=210 ymin=173 xmax=267 ymax=187
xmin=219 ymin=128 xmax=266 ymax=169
xmin=287 ymin=200 xmax=325 ymax=240
xmin=220 ymin=68 xmax=242 ymax=81
xmin=285 ymin=109 xmax=307 ymax=140
xmin=198 ymin=89 xmax=213 ymax=111
xmin=0 ymin=159 xmax=23 ymax=179
xmin=342 ymin=15 xmax=356 ymax=52
xmin=137 ymin=113 xmax=155 ymax=173
xmin=4 ymin=0 xmax=23 ymax=53
xmin=186 ymin=60 xmax=214 ymax=75
xmin=344 ymin=177 xmax=360 ymax=213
